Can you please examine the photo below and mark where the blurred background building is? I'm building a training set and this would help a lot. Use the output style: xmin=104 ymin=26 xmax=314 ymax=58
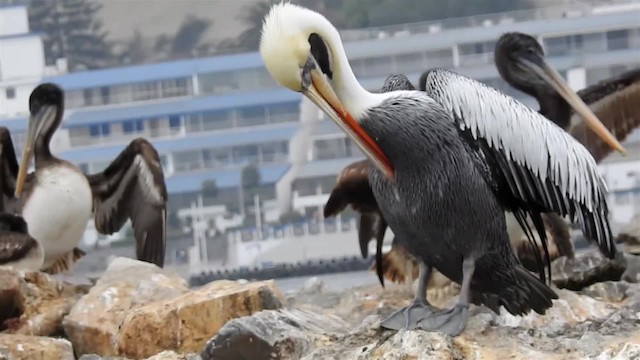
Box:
xmin=0 ymin=0 xmax=638 ymax=278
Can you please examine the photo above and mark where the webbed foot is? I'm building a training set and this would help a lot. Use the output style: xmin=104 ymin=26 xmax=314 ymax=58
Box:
xmin=415 ymin=303 xmax=469 ymax=336
xmin=380 ymin=298 xmax=439 ymax=330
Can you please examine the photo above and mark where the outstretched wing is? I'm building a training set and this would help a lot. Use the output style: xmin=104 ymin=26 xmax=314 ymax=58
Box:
xmin=0 ymin=128 xmax=19 ymax=212
xmin=570 ymin=68 xmax=640 ymax=162
xmin=86 ymin=138 xmax=168 ymax=267
xmin=422 ymin=69 xmax=615 ymax=260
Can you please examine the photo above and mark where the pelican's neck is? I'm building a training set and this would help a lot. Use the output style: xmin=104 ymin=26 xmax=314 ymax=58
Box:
xmin=34 ymin=120 xmax=59 ymax=166
xmin=326 ymin=31 xmax=383 ymax=119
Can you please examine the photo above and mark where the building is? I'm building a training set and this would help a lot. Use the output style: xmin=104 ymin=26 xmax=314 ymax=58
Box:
xmin=0 ymin=4 xmax=67 ymax=117
xmin=1 ymin=1 xmax=639 ymax=256
xmin=289 ymin=1 xmax=640 ymax=226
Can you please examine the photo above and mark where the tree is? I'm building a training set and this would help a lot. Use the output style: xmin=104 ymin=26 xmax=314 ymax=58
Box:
xmin=241 ymin=164 xmax=261 ymax=193
xmin=279 ymin=210 xmax=305 ymax=224
xmin=237 ymin=164 xmax=261 ymax=217
xmin=340 ymin=0 xmax=536 ymax=29
xmin=201 ymin=179 xmax=219 ymax=199
xmin=167 ymin=210 xmax=181 ymax=230
xmin=230 ymin=0 xmax=345 ymax=51
xmin=171 ymin=15 xmax=211 ymax=57
xmin=28 ymin=0 xmax=114 ymax=71
xmin=119 ymin=29 xmax=150 ymax=65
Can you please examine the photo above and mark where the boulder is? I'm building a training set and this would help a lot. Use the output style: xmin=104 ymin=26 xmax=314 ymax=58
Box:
xmin=117 ymin=279 xmax=284 ymax=359
xmin=63 ymin=257 xmax=190 ymax=357
xmin=0 ymin=334 xmax=74 ymax=360
xmin=201 ymin=308 xmax=349 ymax=360
xmin=552 ymin=250 xmax=627 ymax=290
xmin=0 ymin=268 xmax=89 ymax=336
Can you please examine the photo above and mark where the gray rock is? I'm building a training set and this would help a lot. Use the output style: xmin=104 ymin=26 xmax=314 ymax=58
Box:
xmin=621 ymin=253 xmax=640 ymax=283
xmin=581 ymin=281 xmax=631 ymax=302
xmin=201 ymin=308 xmax=349 ymax=360
xmin=552 ymin=250 xmax=627 ymax=290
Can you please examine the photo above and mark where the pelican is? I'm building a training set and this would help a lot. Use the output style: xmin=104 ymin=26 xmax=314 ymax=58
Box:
xmin=260 ymin=3 xmax=621 ymax=336
xmin=0 ymin=213 xmax=43 ymax=271
xmin=492 ymin=32 xmax=640 ymax=162
xmin=325 ymin=74 xmax=576 ymax=290
xmin=0 ymin=83 xmax=167 ymax=273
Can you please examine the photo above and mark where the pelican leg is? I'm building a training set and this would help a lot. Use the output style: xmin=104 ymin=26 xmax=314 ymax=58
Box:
xmin=380 ymin=262 xmax=437 ymax=330
xmin=414 ymin=257 xmax=475 ymax=336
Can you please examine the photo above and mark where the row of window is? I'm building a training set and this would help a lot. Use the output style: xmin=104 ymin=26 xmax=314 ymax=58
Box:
xmin=53 ymin=27 xmax=639 ymax=111
xmin=62 ymin=101 xmax=299 ymax=148
xmin=170 ymin=141 xmax=289 ymax=173
xmin=76 ymin=141 xmax=288 ymax=176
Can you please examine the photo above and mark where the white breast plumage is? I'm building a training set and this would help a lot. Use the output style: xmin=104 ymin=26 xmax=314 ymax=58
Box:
xmin=20 ymin=165 xmax=93 ymax=269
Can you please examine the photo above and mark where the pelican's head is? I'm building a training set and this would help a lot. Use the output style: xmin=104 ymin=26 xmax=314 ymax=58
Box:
xmin=15 ymin=83 xmax=64 ymax=197
xmin=260 ymin=2 xmax=394 ymax=179
xmin=496 ymin=32 xmax=625 ymax=155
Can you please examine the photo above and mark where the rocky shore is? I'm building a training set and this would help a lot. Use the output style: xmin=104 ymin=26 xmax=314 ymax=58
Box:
xmin=0 ymin=245 xmax=639 ymax=359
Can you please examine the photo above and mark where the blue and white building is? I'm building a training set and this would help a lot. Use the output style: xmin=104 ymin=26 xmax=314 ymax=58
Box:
xmin=1 ymin=1 xmax=640 ymax=259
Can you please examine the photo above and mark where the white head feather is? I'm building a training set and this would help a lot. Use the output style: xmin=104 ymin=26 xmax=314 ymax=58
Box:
xmin=259 ymin=1 xmax=386 ymax=118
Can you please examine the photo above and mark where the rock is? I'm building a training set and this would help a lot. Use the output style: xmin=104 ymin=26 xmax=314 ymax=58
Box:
xmin=581 ymin=281 xmax=631 ymax=302
xmin=0 ymin=268 xmax=89 ymax=336
xmin=621 ymin=253 xmax=640 ymax=283
xmin=63 ymin=257 xmax=190 ymax=357
xmin=0 ymin=334 xmax=75 ymax=360
xmin=146 ymin=351 xmax=202 ymax=360
xmin=616 ymin=215 xmax=640 ymax=254
xmin=552 ymin=250 xmax=627 ymax=290
xmin=262 ymin=279 xmax=640 ymax=360
xmin=77 ymin=352 xmax=202 ymax=360
xmin=201 ymin=308 xmax=349 ymax=360
xmin=117 ymin=279 xmax=284 ymax=359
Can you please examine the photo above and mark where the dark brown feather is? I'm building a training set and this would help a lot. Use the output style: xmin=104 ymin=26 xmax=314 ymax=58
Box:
xmin=323 ymin=159 xmax=378 ymax=217
xmin=0 ymin=213 xmax=38 ymax=265
xmin=86 ymin=138 xmax=168 ymax=268
xmin=0 ymin=128 xmax=19 ymax=212
xmin=42 ymin=247 xmax=86 ymax=274
xmin=515 ymin=214 xmax=574 ymax=272
xmin=570 ymin=68 xmax=640 ymax=162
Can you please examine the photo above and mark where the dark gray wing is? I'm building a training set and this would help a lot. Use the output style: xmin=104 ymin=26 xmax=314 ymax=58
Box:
xmin=0 ymin=128 xmax=19 ymax=212
xmin=0 ymin=234 xmax=38 ymax=265
xmin=422 ymin=69 xmax=615 ymax=261
xmin=86 ymin=138 xmax=168 ymax=267
xmin=570 ymin=68 xmax=640 ymax=162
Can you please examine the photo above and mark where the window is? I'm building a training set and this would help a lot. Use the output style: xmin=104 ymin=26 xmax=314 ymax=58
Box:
xmin=261 ymin=141 xmax=288 ymax=162
xmin=169 ymin=115 xmax=181 ymax=129
xmin=160 ymin=78 xmax=190 ymax=97
xmin=89 ymin=123 xmax=110 ymax=137
xmin=122 ymin=119 xmax=144 ymax=133
xmin=607 ymin=30 xmax=629 ymax=51
xmin=132 ymin=82 xmax=159 ymax=101
xmin=5 ymin=87 xmax=16 ymax=99
xmin=83 ymin=89 xmax=94 ymax=106
xmin=237 ymin=106 xmax=265 ymax=127
xmin=201 ymin=110 xmax=233 ymax=131
xmin=267 ymin=102 xmax=298 ymax=123
xmin=173 ymin=151 xmax=203 ymax=172
xmin=203 ymin=148 xmax=230 ymax=168
xmin=100 ymin=87 xmax=110 ymax=105
xmin=232 ymin=145 xmax=259 ymax=164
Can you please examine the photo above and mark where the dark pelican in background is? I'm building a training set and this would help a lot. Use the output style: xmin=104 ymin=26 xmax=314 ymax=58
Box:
xmin=0 ymin=83 xmax=168 ymax=273
xmin=492 ymin=31 xmax=639 ymax=162
xmin=260 ymin=3 xmax=622 ymax=336
xmin=0 ymin=213 xmax=42 ymax=270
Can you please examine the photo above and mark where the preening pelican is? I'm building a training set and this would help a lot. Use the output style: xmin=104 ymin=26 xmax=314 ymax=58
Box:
xmin=325 ymin=74 xmax=576 ymax=291
xmin=0 ymin=83 xmax=168 ymax=273
xmin=493 ymin=32 xmax=639 ymax=162
xmin=260 ymin=3 xmax=620 ymax=336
